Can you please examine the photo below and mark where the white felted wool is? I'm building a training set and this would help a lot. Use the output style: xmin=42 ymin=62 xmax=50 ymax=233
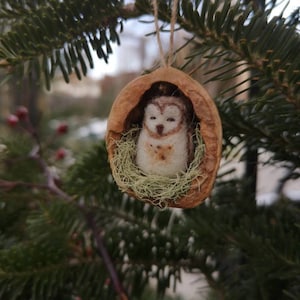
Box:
xmin=136 ymin=96 xmax=192 ymax=177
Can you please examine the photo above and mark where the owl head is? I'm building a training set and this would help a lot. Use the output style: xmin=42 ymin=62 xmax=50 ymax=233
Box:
xmin=143 ymin=96 xmax=188 ymax=137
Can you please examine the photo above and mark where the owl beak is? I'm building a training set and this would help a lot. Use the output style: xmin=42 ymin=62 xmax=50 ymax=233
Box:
xmin=156 ymin=124 xmax=164 ymax=135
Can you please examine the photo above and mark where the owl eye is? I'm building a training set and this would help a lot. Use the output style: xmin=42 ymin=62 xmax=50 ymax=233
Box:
xmin=150 ymin=116 xmax=156 ymax=120
xmin=167 ymin=117 xmax=175 ymax=122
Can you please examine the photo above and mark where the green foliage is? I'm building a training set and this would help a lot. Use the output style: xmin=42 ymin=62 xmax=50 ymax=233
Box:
xmin=64 ymin=143 xmax=300 ymax=299
xmin=182 ymin=180 xmax=300 ymax=300
xmin=65 ymin=142 xmax=120 ymax=201
xmin=136 ymin=0 xmax=300 ymax=106
xmin=0 ymin=193 xmax=28 ymax=244
xmin=0 ymin=133 xmax=41 ymax=182
xmin=66 ymin=143 xmax=185 ymax=298
xmin=0 ymin=0 xmax=125 ymax=89
xmin=0 ymin=139 xmax=169 ymax=300
xmin=0 ymin=138 xmax=299 ymax=299
xmin=0 ymin=193 xmax=118 ymax=300
xmin=219 ymin=96 xmax=300 ymax=166
xmin=0 ymin=0 xmax=299 ymax=299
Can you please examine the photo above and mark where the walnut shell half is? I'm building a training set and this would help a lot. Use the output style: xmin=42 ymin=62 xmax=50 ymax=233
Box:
xmin=106 ymin=67 xmax=222 ymax=208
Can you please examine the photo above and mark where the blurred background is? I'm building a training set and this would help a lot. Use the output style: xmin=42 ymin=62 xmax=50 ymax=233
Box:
xmin=0 ymin=1 xmax=299 ymax=298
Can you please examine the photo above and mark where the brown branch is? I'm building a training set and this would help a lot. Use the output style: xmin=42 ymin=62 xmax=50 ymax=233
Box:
xmin=32 ymin=151 xmax=129 ymax=299
xmin=0 ymin=179 xmax=48 ymax=192
xmin=2 ymin=127 xmax=128 ymax=300
xmin=1 ymin=166 xmax=128 ymax=300
xmin=83 ymin=210 xmax=128 ymax=300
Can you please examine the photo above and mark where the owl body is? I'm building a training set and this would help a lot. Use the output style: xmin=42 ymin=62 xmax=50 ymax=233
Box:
xmin=136 ymin=96 xmax=193 ymax=177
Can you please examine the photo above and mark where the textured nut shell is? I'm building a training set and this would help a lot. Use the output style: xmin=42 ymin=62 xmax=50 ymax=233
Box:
xmin=106 ymin=67 xmax=222 ymax=208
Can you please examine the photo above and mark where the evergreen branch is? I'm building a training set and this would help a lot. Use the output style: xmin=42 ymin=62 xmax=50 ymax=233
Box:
xmin=182 ymin=181 xmax=300 ymax=299
xmin=0 ymin=259 xmax=112 ymax=300
xmin=136 ymin=0 xmax=300 ymax=106
xmin=218 ymin=97 xmax=300 ymax=166
xmin=0 ymin=176 xmax=129 ymax=299
xmin=1 ymin=2 xmax=299 ymax=298
xmin=65 ymin=145 xmax=189 ymax=296
xmin=31 ymin=153 xmax=129 ymax=299
xmin=84 ymin=210 xmax=128 ymax=300
xmin=0 ymin=117 xmax=129 ymax=299
xmin=0 ymin=178 xmax=50 ymax=192
xmin=0 ymin=1 xmax=137 ymax=88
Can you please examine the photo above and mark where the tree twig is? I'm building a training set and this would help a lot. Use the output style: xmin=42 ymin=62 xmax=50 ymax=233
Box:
xmin=2 ymin=130 xmax=129 ymax=300
xmin=32 ymin=151 xmax=129 ymax=300
xmin=83 ymin=209 xmax=128 ymax=300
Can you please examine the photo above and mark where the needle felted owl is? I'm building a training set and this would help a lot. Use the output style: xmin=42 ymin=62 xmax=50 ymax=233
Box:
xmin=136 ymin=95 xmax=194 ymax=177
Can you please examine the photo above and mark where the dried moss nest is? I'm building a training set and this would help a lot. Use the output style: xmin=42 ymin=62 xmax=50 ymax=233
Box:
xmin=111 ymin=126 xmax=207 ymax=209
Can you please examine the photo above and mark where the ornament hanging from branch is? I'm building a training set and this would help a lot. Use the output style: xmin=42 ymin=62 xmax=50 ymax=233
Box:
xmin=106 ymin=0 xmax=222 ymax=209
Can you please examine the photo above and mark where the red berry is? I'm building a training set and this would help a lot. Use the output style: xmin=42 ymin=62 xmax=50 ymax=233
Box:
xmin=15 ymin=106 xmax=28 ymax=120
xmin=6 ymin=114 xmax=19 ymax=127
xmin=56 ymin=122 xmax=68 ymax=134
xmin=104 ymin=278 xmax=111 ymax=286
xmin=55 ymin=148 xmax=66 ymax=160
xmin=86 ymin=246 xmax=93 ymax=257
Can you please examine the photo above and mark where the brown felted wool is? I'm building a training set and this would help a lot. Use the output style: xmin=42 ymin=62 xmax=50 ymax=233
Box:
xmin=106 ymin=67 xmax=222 ymax=209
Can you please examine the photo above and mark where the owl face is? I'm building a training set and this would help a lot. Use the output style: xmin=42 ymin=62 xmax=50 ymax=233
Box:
xmin=143 ymin=96 xmax=186 ymax=137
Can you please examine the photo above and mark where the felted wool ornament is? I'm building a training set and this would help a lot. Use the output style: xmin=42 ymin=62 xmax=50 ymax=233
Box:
xmin=106 ymin=67 xmax=222 ymax=209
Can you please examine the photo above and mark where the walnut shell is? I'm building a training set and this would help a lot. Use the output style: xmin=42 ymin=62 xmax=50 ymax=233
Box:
xmin=106 ymin=67 xmax=222 ymax=208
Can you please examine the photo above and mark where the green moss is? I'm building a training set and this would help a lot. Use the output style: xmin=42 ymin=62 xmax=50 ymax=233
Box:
xmin=112 ymin=126 xmax=206 ymax=209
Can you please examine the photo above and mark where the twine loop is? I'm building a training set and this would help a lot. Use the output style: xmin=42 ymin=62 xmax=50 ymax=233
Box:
xmin=152 ymin=0 xmax=179 ymax=67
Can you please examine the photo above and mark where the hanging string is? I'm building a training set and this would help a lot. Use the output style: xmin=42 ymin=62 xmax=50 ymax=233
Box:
xmin=167 ymin=0 xmax=179 ymax=66
xmin=152 ymin=0 xmax=179 ymax=67
xmin=152 ymin=0 xmax=167 ymax=67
